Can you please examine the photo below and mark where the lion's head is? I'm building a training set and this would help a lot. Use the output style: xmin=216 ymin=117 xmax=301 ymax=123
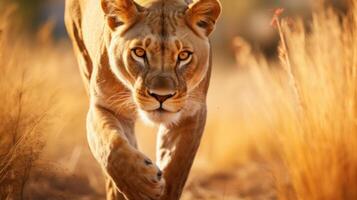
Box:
xmin=101 ymin=0 xmax=221 ymax=125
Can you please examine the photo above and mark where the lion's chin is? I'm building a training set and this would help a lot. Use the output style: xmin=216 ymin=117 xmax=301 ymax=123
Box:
xmin=138 ymin=109 xmax=181 ymax=127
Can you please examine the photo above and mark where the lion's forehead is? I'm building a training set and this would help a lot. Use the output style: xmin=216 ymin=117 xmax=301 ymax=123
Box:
xmin=125 ymin=2 xmax=196 ymax=49
xmin=142 ymin=5 xmax=187 ymax=36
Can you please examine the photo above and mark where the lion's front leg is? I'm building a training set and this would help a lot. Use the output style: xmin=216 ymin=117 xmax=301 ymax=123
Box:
xmin=104 ymin=123 xmax=137 ymax=200
xmin=156 ymin=107 xmax=207 ymax=200
xmin=87 ymin=105 xmax=165 ymax=200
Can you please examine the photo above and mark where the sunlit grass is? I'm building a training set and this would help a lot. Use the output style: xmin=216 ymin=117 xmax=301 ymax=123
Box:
xmin=214 ymin=2 xmax=357 ymax=199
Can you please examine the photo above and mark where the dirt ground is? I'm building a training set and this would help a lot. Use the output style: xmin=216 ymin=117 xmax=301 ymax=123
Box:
xmin=25 ymin=160 xmax=281 ymax=200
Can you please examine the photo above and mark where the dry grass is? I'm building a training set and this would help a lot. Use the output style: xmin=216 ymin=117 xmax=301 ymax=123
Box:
xmin=272 ymin=2 xmax=357 ymax=199
xmin=1 ymin=1 xmax=357 ymax=200
xmin=209 ymin=2 xmax=357 ymax=199
xmin=0 ymin=6 xmax=53 ymax=199
xmin=0 ymin=5 xmax=100 ymax=200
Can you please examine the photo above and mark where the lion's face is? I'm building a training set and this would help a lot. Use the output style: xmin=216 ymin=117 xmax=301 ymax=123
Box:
xmin=102 ymin=0 xmax=221 ymax=124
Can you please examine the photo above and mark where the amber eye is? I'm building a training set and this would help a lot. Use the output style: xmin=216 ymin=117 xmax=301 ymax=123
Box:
xmin=178 ymin=51 xmax=192 ymax=61
xmin=132 ymin=48 xmax=146 ymax=58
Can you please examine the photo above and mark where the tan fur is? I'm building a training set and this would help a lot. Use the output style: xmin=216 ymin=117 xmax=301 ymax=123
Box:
xmin=65 ymin=0 xmax=220 ymax=199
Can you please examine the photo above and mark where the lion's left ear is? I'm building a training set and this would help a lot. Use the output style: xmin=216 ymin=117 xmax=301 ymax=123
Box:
xmin=101 ymin=0 xmax=142 ymax=30
xmin=186 ymin=0 xmax=221 ymax=37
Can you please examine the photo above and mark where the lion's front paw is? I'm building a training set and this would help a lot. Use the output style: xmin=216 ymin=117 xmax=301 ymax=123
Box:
xmin=106 ymin=149 xmax=165 ymax=200
xmin=129 ymin=155 xmax=165 ymax=200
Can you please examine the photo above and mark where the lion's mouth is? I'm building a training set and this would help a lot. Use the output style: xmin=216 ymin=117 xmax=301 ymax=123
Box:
xmin=136 ymin=99 xmax=184 ymax=124
xmin=150 ymin=107 xmax=178 ymax=114
xmin=156 ymin=107 xmax=167 ymax=112
xmin=141 ymin=101 xmax=182 ymax=113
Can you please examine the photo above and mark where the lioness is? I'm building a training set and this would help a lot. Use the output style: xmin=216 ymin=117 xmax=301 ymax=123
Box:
xmin=65 ymin=0 xmax=221 ymax=199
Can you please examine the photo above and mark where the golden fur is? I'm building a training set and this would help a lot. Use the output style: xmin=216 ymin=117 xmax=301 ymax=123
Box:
xmin=65 ymin=0 xmax=221 ymax=199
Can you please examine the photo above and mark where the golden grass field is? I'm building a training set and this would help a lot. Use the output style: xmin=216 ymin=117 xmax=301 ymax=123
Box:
xmin=1 ymin=1 xmax=357 ymax=200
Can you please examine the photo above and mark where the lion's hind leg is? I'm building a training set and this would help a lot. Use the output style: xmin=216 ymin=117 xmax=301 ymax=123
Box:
xmin=64 ymin=0 xmax=93 ymax=92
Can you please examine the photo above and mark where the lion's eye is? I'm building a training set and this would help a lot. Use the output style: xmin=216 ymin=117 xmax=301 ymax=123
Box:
xmin=178 ymin=51 xmax=192 ymax=61
xmin=132 ymin=48 xmax=146 ymax=58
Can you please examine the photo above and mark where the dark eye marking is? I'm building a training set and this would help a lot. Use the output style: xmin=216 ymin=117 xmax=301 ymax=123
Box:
xmin=108 ymin=16 xmax=124 ymax=28
xmin=197 ymin=20 xmax=209 ymax=28
xmin=144 ymin=159 xmax=153 ymax=165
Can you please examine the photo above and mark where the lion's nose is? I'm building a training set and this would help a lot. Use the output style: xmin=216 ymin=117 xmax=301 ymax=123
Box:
xmin=147 ymin=75 xmax=177 ymax=103
xmin=148 ymin=91 xmax=176 ymax=103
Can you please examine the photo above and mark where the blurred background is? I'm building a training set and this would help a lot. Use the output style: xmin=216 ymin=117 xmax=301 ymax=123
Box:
xmin=0 ymin=0 xmax=354 ymax=200
xmin=6 ymin=0 xmax=348 ymax=60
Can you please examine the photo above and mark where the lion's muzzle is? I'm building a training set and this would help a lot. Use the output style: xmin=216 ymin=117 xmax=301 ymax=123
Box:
xmin=147 ymin=75 xmax=177 ymax=105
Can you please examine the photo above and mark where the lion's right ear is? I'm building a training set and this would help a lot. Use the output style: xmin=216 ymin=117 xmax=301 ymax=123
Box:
xmin=101 ymin=0 xmax=140 ymax=30
xmin=186 ymin=0 xmax=221 ymax=37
